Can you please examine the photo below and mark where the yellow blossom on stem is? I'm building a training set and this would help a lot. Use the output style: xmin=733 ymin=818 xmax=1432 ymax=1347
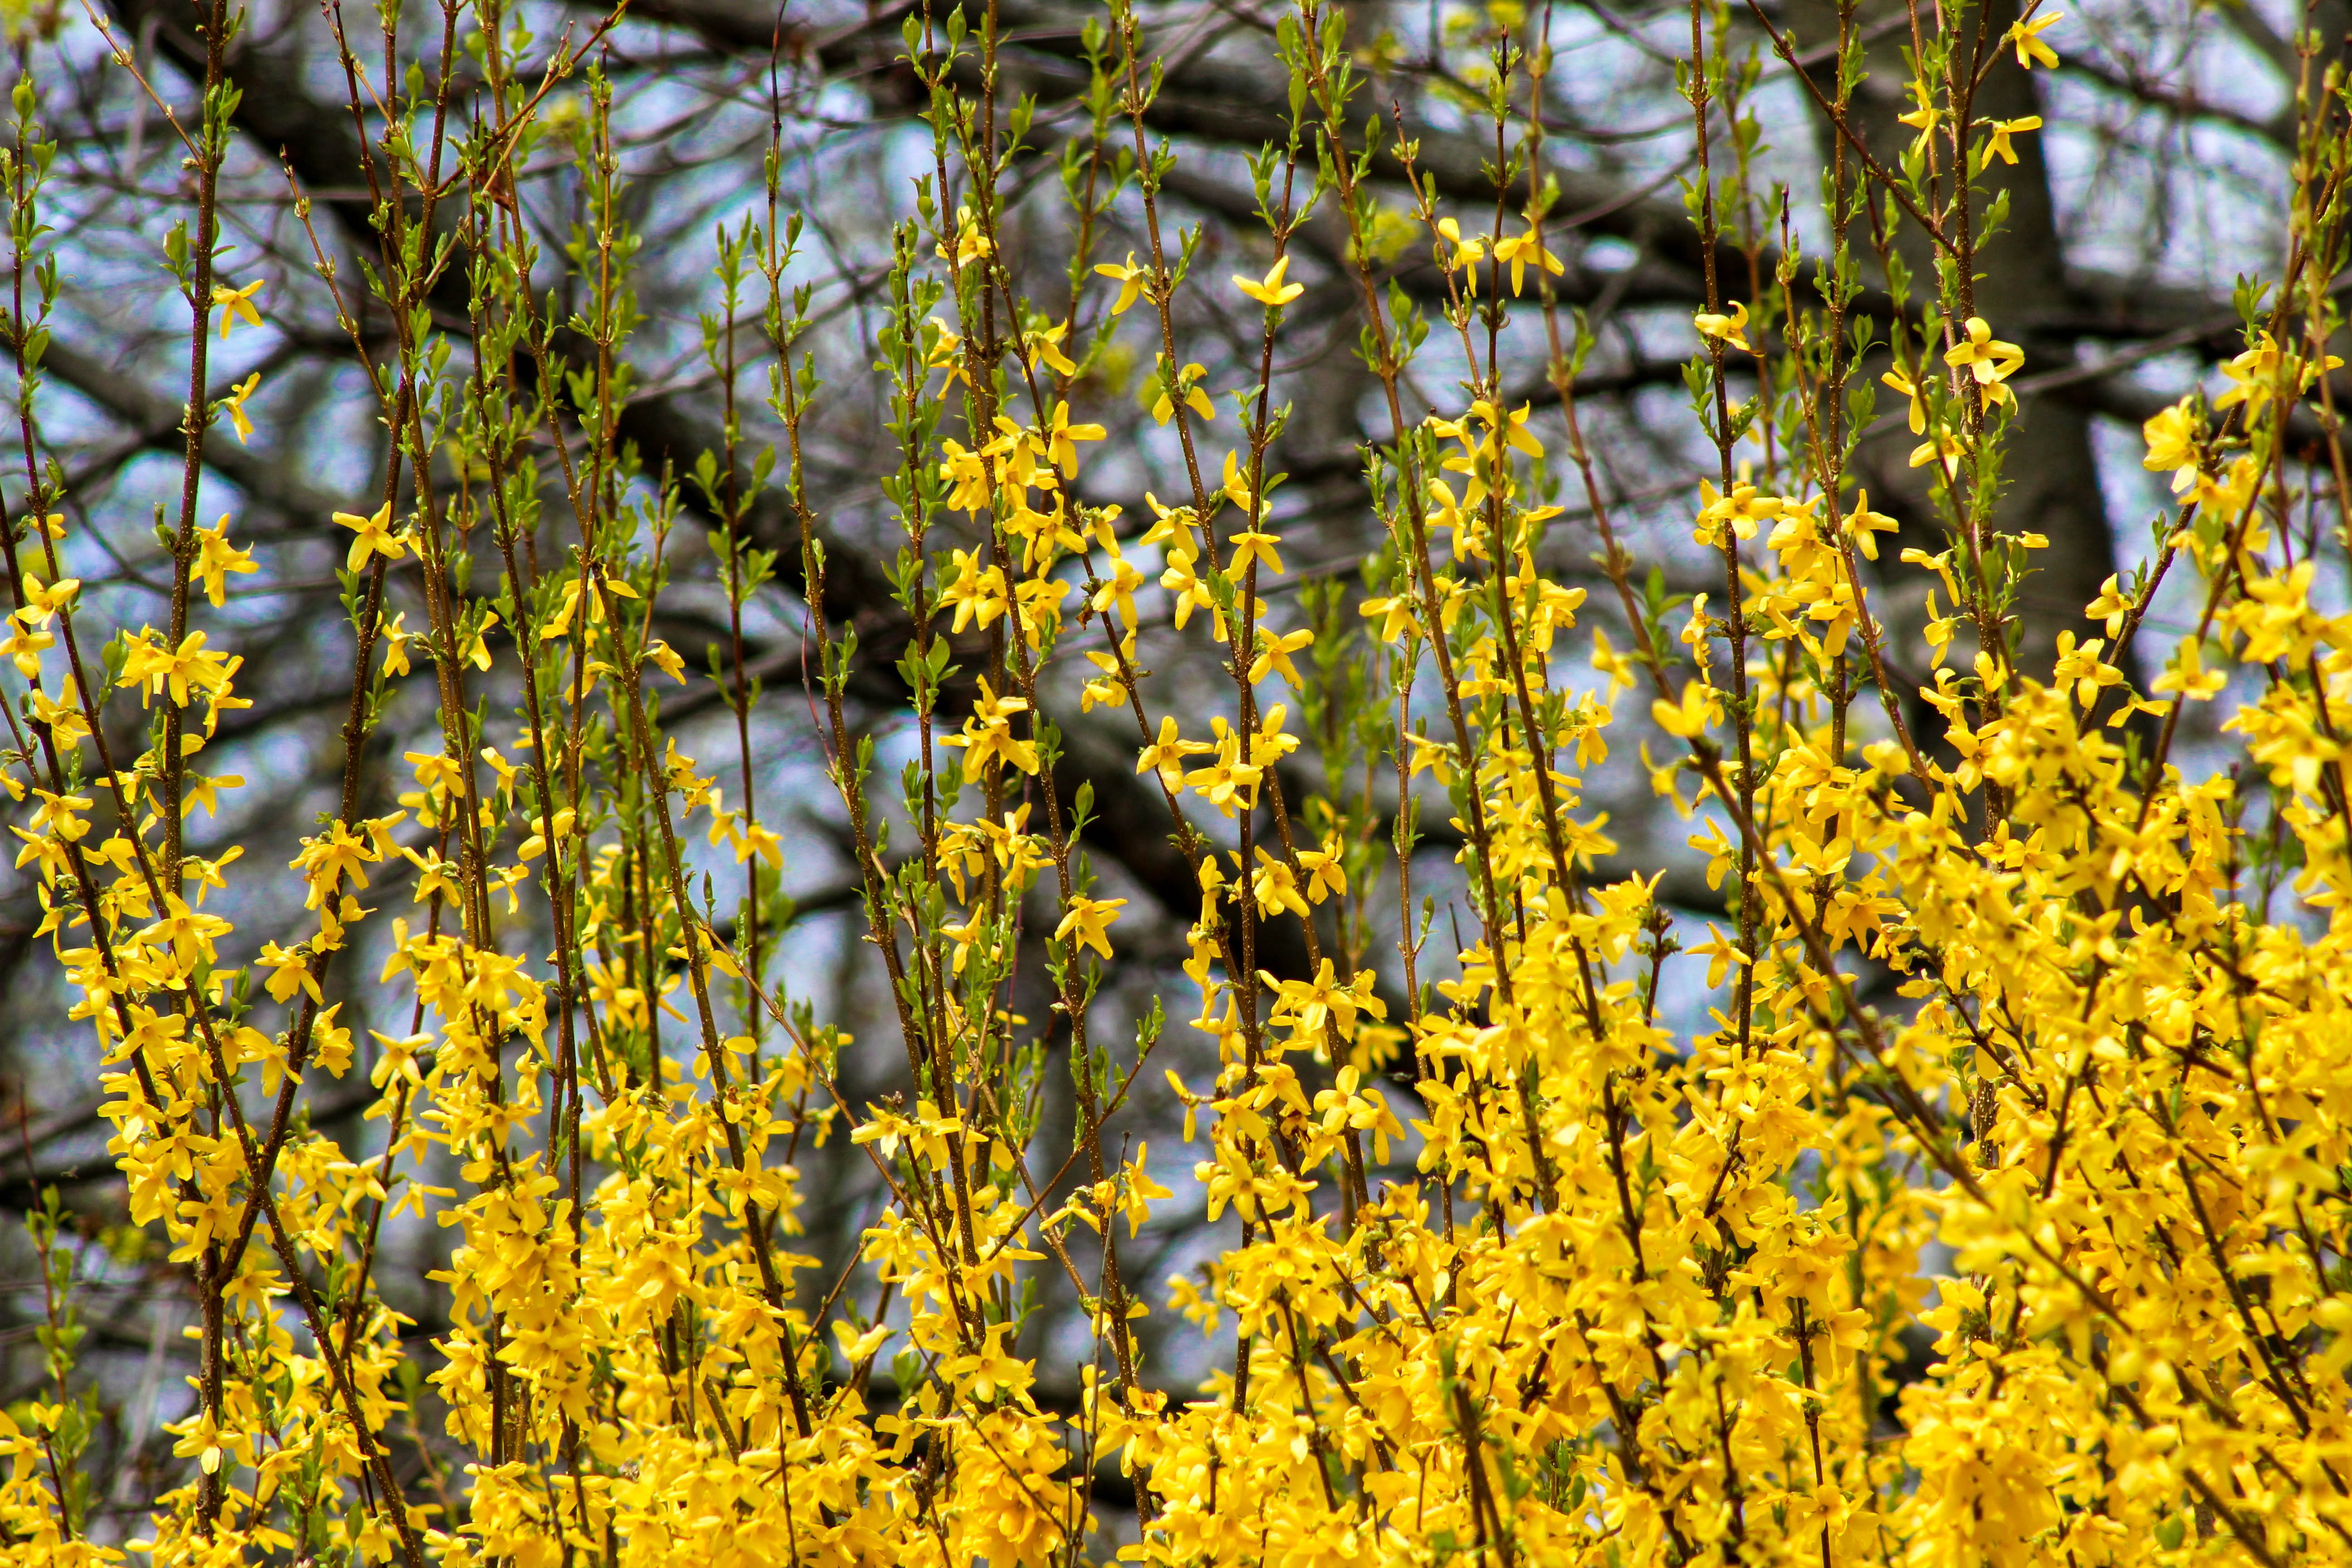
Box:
xmin=1044 ymin=400 xmax=1105 ymax=476
xmin=1436 ymin=216 xmax=1488 ymax=290
xmin=1944 ymin=316 xmax=2025 ymax=408
xmin=1094 ymin=252 xmax=1148 ymax=314
xmin=15 ymin=573 xmax=77 ymax=627
xmin=211 ymin=279 xmax=264 ymax=338
xmin=332 ymin=502 xmax=407 ymax=572
xmin=1491 ymin=222 xmax=1563 ymax=294
xmin=1694 ymin=299 xmax=1751 ymax=351
xmin=1054 ymin=894 xmax=1127 ymax=961
xmin=1234 ymin=254 xmax=1304 ymax=307
xmin=944 ymin=679 xmax=1040 ymax=781
xmin=194 ymin=515 xmax=257 ymax=607
xmin=1228 ymin=528 xmax=1284 ymax=577
xmin=1152 ymin=362 xmax=1215 ymax=426
xmin=220 ymin=371 xmax=260 ymax=442
xmin=2142 ymin=395 xmax=2203 ymax=491
xmin=2007 ymin=8 xmax=2062 ymax=68
xmin=1978 ymin=114 xmax=2042 ymax=168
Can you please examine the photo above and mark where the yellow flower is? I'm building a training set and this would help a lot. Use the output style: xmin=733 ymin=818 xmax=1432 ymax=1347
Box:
xmin=211 ymin=279 xmax=264 ymax=339
xmin=1093 ymin=251 xmax=1148 ymax=314
xmin=2087 ymin=573 xmax=2134 ymax=636
xmin=1115 ymin=1147 xmax=1172 ymax=1235
xmin=1091 ymin=557 xmax=1145 ymax=628
xmin=2152 ymin=632 xmax=2227 ymax=702
xmin=2 ymin=620 xmax=53 ymax=676
xmin=1492 ymin=223 xmax=1563 ymax=295
xmin=1249 ymin=846 xmax=1308 ymax=921
xmin=1296 ymin=839 xmax=1348 ymax=903
xmin=1220 ymin=449 xmax=1256 ymax=514
xmin=1882 ymin=366 xmax=1930 ymax=433
xmin=1695 ymin=478 xmax=1783 ymax=546
xmin=1436 ymin=216 xmax=1489 ymax=289
xmin=926 ymin=322 xmax=968 ymax=387
xmin=255 ymin=940 xmax=321 ymax=1004
xmin=119 ymin=628 xmax=235 ymax=706
xmin=2211 ymin=332 xmax=2336 ymax=412
xmin=1159 ymin=542 xmax=1215 ymax=630
xmin=378 ymin=610 xmax=415 ymax=676
xmin=643 ymin=637 xmax=686 ymax=683
xmin=403 ymin=846 xmax=463 ymax=906
xmin=1844 ymin=490 xmax=1900 ymax=559
xmin=942 ymin=678 xmax=1039 ymax=781
xmin=194 ymin=515 xmax=257 ymax=607
xmin=1690 ymin=923 xmax=1748 ymax=989
xmin=1249 ymin=623 xmax=1313 ymax=685
xmin=1896 ymin=100 xmax=1939 ymax=153
xmin=1182 ymin=715 xmax=1267 ymax=815
xmin=1359 ymin=590 xmax=1418 ymax=644
xmin=1023 ymin=320 xmax=1078 ymax=378
xmin=332 ymin=502 xmax=407 ymax=573
xmin=1228 ymin=528 xmax=1284 ymax=577
xmin=1652 ymin=677 xmax=1720 ymax=738
xmin=1044 ymin=400 xmax=1105 ymax=477
xmin=220 ymin=372 xmax=260 ymax=443
xmin=1694 ymin=300 xmax=1751 ymax=351
xmin=1152 ymin=362 xmax=1215 ymax=426
xmin=2141 ymin=397 xmax=2201 ymax=493
xmin=2006 ymin=8 xmax=2062 ymax=69
xmin=1943 ymin=316 xmax=2024 ymax=408
xmin=1909 ymin=431 xmax=1967 ymax=470
xmin=1054 ymin=894 xmax=1127 ymax=961
xmin=1979 ymin=115 xmax=2042 ymax=168
xmin=1234 ymin=254 xmax=1304 ymax=307
xmin=15 ymin=573 xmax=78 ymax=627
xmin=1139 ymin=491 xmax=1195 ymax=544
xmin=937 ymin=204 xmax=994 ymax=270
xmin=28 ymin=687 xmax=88 ymax=750
xmin=1137 ymin=715 xmax=1210 ymax=792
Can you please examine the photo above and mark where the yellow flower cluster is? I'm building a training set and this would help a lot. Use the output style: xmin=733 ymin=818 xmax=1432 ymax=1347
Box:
xmin=6 ymin=1 xmax=2352 ymax=1566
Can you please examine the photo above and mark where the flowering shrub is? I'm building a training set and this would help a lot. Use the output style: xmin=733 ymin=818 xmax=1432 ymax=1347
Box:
xmin=4 ymin=0 xmax=2352 ymax=1563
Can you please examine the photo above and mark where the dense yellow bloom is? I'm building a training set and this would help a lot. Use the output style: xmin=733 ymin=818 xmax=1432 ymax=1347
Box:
xmin=19 ymin=15 xmax=2352 ymax=1568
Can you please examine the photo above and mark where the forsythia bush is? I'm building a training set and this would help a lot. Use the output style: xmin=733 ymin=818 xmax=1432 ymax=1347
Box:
xmin=5 ymin=0 xmax=2352 ymax=1563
